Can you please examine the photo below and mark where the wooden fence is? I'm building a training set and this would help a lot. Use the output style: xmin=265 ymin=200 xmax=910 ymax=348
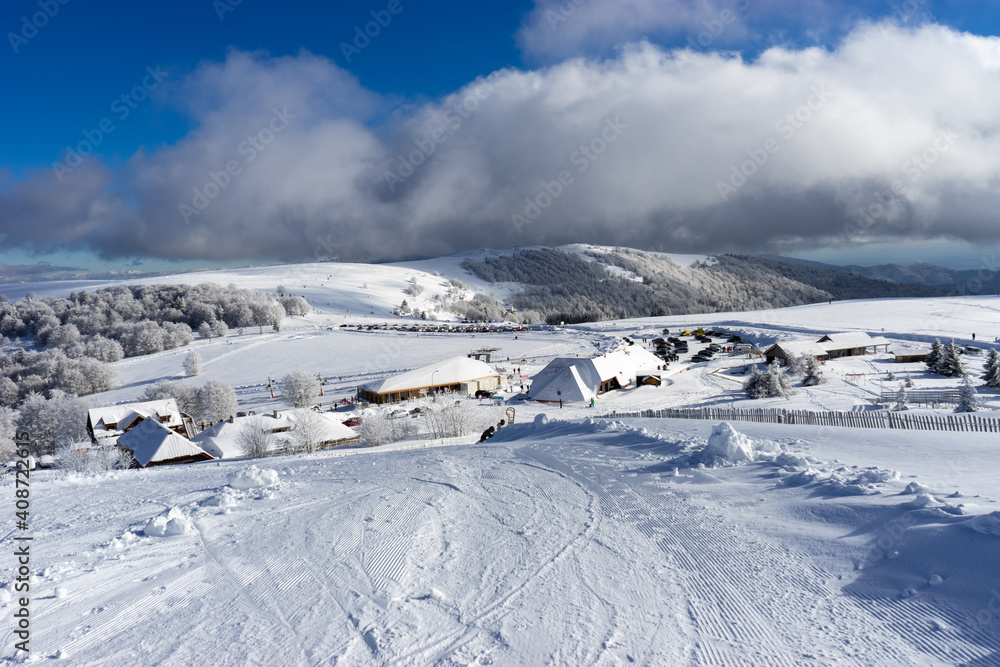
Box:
xmin=599 ymin=406 xmax=1000 ymax=432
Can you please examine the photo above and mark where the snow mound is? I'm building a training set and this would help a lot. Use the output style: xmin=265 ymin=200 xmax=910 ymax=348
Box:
xmin=904 ymin=481 xmax=934 ymax=494
xmin=534 ymin=413 xmax=549 ymax=427
xmin=203 ymin=486 xmax=241 ymax=508
xmin=689 ymin=423 xmax=778 ymax=467
xmin=780 ymin=468 xmax=824 ymax=487
xmin=143 ymin=507 xmax=195 ymax=537
xmin=965 ymin=511 xmax=1000 ymax=536
xmin=706 ymin=423 xmax=757 ymax=464
xmin=228 ymin=466 xmax=280 ymax=490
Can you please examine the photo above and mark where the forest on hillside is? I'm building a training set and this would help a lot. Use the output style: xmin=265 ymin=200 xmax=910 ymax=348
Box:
xmin=461 ymin=248 xmax=951 ymax=325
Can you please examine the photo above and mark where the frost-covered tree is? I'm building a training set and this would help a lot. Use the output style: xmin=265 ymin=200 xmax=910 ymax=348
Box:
xmin=235 ymin=416 xmax=275 ymax=458
xmin=0 ymin=407 xmax=16 ymax=462
xmin=955 ymin=375 xmax=982 ymax=413
xmin=183 ymin=350 xmax=203 ymax=377
xmin=925 ymin=339 xmax=943 ymax=372
xmin=982 ymin=349 xmax=1000 ymax=389
xmin=281 ymin=370 xmax=320 ymax=409
xmin=938 ymin=340 xmax=966 ymax=377
xmin=211 ymin=320 xmax=229 ymax=338
xmin=893 ymin=383 xmax=908 ymax=411
xmin=358 ymin=410 xmax=392 ymax=447
xmin=886 ymin=371 xmax=896 ymax=381
xmin=280 ymin=296 xmax=311 ymax=316
xmin=292 ymin=408 xmax=325 ymax=454
xmin=904 ymin=372 xmax=914 ymax=388
xmin=743 ymin=361 xmax=793 ymax=399
xmin=786 ymin=354 xmax=805 ymax=376
xmin=15 ymin=391 xmax=88 ymax=455
xmin=198 ymin=322 xmax=213 ymax=339
xmin=801 ymin=356 xmax=825 ymax=386
xmin=197 ymin=380 xmax=237 ymax=423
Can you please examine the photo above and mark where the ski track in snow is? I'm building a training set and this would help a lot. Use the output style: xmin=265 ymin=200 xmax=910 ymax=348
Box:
xmin=9 ymin=425 xmax=1000 ymax=665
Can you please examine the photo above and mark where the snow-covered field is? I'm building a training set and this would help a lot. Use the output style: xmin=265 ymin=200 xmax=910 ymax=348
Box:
xmin=3 ymin=256 xmax=1000 ymax=664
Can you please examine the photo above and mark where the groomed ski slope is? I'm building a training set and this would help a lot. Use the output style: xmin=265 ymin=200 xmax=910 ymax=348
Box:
xmin=7 ymin=416 xmax=1000 ymax=665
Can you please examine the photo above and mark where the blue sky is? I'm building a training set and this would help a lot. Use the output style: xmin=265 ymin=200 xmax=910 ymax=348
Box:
xmin=2 ymin=0 xmax=1000 ymax=277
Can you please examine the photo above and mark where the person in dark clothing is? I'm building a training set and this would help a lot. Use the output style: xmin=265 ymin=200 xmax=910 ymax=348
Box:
xmin=479 ymin=426 xmax=496 ymax=442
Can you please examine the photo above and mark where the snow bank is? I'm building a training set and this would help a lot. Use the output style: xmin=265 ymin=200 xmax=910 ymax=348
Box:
xmin=143 ymin=507 xmax=195 ymax=537
xmin=686 ymin=422 xmax=778 ymax=467
xmin=228 ymin=465 xmax=280 ymax=490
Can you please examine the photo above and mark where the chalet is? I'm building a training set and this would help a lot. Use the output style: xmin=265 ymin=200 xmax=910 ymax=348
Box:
xmin=894 ymin=352 xmax=929 ymax=363
xmin=117 ymin=419 xmax=215 ymax=467
xmin=763 ymin=341 xmax=830 ymax=365
xmin=816 ymin=332 xmax=891 ymax=358
xmin=357 ymin=356 xmax=500 ymax=404
xmin=528 ymin=346 xmax=663 ymax=403
xmin=87 ymin=399 xmax=196 ymax=446
xmin=764 ymin=332 xmax=891 ymax=365
xmin=193 ymin=410 xmax=360 ymax=459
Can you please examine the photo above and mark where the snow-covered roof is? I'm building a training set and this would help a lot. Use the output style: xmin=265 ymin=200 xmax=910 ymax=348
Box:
xmin=817 ymin=332 xmax=891 ymax=351
xmin=529 ymin=346 xmax=662 ymax=402
xmin=88 ymin=399 xmax=184 ymax=440
xmin=192 ymin=410 xmax=359 ymax=459
xmin=118 ymin=419 xmax=214 ymax=467
xmin=360 ymin=356 xmax=499 ymax=394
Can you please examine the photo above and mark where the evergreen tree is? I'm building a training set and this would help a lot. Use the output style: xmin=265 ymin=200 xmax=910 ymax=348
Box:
xmin=801 ymin=355 xmax=825 ymax=386
xmin=766 ymin=359 xmax=794 ymax=398
xmin=955 ymin=375 xmax=982 ymax=413
xmin=904 ymin=372 xmax=914 ymax=388
xmin=926 ymin=339 xmax=943 ymax=373
xmin=742 ymin=365 xmax=769 ymax=399
xmin=982 ymin=349 xmax=1000 ymax=389
xmin=893 ymin=383 xmax=908 ymax=411
xmin=939 ymin=340 xmax=966 ymax=377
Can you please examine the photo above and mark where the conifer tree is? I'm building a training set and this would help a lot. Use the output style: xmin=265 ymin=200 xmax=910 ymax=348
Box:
xmin=801 ymin=355 xmax=825 ymax=386
xmin=982 ymin=349 xmax=1000 ymax=389
xmin=955 ymin=375 xmax=982 ymax=413
xmin=926 ymin=339 xmax=943 ymax=373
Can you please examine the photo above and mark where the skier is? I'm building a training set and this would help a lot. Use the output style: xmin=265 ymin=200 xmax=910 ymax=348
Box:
xmin=590 ymin=397 xmax=595 ymax=408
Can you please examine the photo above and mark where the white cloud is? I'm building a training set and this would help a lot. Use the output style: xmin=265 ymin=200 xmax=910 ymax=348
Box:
xmin=3 ymin=23 xmax=1000 ymax=263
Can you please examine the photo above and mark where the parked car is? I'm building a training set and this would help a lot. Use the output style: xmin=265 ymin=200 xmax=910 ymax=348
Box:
xmin=475 ymin=389 xmax=495 ymax=399
xmin=342 ymin=417 xmax=362 ymax=427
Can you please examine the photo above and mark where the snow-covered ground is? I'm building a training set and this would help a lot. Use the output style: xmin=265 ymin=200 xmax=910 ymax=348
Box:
xmin=3 ymin=258 xmax=1000 ymax=664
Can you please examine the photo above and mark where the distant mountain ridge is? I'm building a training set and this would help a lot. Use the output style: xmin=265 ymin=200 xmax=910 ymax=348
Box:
xmin=758 ymin=255 xmax=997 ymax=294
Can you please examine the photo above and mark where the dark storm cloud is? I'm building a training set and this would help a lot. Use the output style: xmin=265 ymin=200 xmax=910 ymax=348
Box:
xmin=2 ymin=24 xmax=999 ymax=263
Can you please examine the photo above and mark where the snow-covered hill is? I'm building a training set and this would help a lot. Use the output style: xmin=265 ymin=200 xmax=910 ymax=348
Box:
xmin=3 ymin=254 xmax=1000 ymax=664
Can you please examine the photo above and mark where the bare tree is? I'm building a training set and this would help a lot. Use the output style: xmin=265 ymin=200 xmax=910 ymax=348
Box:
xmin=183 ymin=350 xmax=203 ymax=377
xmin=281 ymin=370 xmax=320 ymax=409
xmin=235 ymin=416 xmax=275 ymax=458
